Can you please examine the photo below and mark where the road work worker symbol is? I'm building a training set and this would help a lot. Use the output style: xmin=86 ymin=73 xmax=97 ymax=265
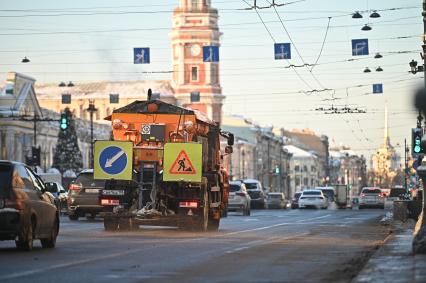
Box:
xmin=94 ymin=141 xmax=133 ymax=180
xmin=170 ymin=151 xmax=196 ymax=174
xmin=163 ymin=143 xmax=202 ymax=182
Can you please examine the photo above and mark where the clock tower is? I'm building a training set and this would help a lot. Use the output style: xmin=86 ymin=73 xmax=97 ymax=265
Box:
xmin=170 ymin=0 xmax=224 ymax=124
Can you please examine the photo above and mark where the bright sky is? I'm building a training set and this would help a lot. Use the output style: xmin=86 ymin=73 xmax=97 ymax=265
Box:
xmin=0 ymin=0 xmax=422 ymax=162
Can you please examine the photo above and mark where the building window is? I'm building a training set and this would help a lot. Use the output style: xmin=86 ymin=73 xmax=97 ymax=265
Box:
xmin=294 ymin=165 xmax=300 ymax=172
xmin=303 ymin=178 xmax=309 ymax=186
xmin=191 ymin=66 xmax=198 ymax=81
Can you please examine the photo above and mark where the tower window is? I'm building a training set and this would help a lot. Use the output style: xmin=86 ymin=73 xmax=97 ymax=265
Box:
xmin=191 ymin=66 xmax=198 ymax=81
xmin=191 ymin=0 xmax=199 ymax=10
xmin=191 ymin=91 xmax=200 ymax=102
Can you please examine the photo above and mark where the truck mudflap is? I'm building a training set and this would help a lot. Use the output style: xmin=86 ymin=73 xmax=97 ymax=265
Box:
xmin=102 ymin=210 xmax=207 ymax=231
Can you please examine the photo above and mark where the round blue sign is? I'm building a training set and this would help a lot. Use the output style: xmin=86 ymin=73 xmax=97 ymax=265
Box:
xmin=99 ymin=146 xmax=128 ymax=175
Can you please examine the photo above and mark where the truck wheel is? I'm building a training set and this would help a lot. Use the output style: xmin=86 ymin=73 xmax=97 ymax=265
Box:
xmin=222 ymin=204 xmax=228 ymax=218
xmin=208 ymin=217 xmax=220 ymax=231
xmin=119 ymin=218 xmax=133 ymax=231
xmin=104 ymin=217 xmax=119 ymax=231
xmin=196 ymin=183 xmax=209 ymax=232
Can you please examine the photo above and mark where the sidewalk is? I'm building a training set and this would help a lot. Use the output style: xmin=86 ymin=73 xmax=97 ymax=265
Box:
xmin=353 ymin=222 xmax=426 ymax=283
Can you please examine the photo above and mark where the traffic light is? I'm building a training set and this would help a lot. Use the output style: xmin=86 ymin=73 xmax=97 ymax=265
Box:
xmin=31 ymin=146 xmax=40 ymax=166
xmin=60 ymin=113 xmax=69 ymax=130
xmin=412 ymin=128 xmax=424 ymax=155
xmin=275 ymin=165 xmax=280 ymax=174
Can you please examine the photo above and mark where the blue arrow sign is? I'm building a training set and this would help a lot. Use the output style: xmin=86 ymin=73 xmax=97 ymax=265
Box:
xmin=274 ymin=43 xmax=291 ymax=60
xmin=134 ymin=47 xmax=150 ymax=64
xmin=373 ymin=84 xmax=383 ymax=94
xmin=99 ymin=146 xmax=128 ymax=175
xmin=351 ymin=39 xmax=369 ymax=56
xmin=203 ymin=46 xmax=219 ymax=62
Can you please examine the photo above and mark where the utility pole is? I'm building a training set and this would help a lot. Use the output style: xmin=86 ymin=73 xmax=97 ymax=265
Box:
xmin=86 ymin=100 xmax=97 ymax=168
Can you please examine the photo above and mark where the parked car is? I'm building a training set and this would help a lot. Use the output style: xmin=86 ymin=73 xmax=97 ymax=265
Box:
xmin=67 ymin=169 xmax=106 ymax=220
xmin=243 ymin=179 xmax=266 ymax=209
xmin=45 ymin=182 xmax=68 ymax=214
xmin=298 ymin=189 xmax=328 ymax=209
xmin=228 ymin=181 xmax=251 ymax=215
xmin=359 ymin=187 xmax=385 ymax=209
xmin=291 ymin=192 xmax=302 ymax=209
xmin=266 ymin=192 xmax=286 ymax=209
xmin=0 ymin=161 xmax=59 ymax=251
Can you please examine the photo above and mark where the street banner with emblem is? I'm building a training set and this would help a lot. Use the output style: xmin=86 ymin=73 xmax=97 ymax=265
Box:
xmin=94 ymin=140 xmax=133 ymax=180
xmin=163 ymin=143 xmax=202 ymax=182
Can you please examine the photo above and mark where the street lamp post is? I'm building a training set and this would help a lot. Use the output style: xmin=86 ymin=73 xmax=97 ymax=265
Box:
xmin=86 ymin=100 xmax=97 ymax=168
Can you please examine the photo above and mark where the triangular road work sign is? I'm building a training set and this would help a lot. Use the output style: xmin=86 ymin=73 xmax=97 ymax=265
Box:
xmin=169 ymin=150 xmax=197 ymax=175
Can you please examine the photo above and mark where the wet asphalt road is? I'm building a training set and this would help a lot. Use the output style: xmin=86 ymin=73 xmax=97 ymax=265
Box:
xmin=0 ymin=208 xmax=389 ymax=283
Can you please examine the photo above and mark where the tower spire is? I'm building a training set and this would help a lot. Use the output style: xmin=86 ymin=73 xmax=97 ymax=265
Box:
xmin=384 ymin=103 xmax=390 ymax=146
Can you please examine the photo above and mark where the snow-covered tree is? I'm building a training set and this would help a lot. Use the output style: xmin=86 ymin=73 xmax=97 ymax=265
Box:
xmin=52 ymin=108 xmax=83 ymax=174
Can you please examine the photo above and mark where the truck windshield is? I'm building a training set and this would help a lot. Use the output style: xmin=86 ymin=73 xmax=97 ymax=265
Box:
xmin=0 ymin=163 xmax=12 ymax=197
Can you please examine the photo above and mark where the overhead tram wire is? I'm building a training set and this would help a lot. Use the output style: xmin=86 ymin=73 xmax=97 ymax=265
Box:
xmin=266 ymin=0 xmax=328 ymax=90
xmin=240 ymin=1 xmax=374 ymax=152
xmin=0 ymin=15 xmax=419 ymax=36
xmin=310 ymin=17 xmax=331 ymax=72
xmin=259 ymin=1 xmax=375 ymax=146
xmin=240 ymin=0 xmax=315 ymax=90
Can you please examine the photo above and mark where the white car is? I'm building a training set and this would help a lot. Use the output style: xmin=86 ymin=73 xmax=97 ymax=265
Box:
xmin=298 ymin=189 xmax=328 ymax=209
xmin=228 ymin=181 xmax=251 ymax=215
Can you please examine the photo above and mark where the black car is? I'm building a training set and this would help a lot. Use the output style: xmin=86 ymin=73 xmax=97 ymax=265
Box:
xmin=291 ymin=192 xmax=302 ymax=209
xmin=0 ymin=161 xmax=59 ymax=251
xmin=243 ymin=179 xmax=266 ymax=209
xmin=67 ymin=169 xmax=105 ymax=220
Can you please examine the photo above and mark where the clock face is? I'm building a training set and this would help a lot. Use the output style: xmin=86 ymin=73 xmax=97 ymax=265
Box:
xmin=190 ymin=44 xmax=201 ymax=56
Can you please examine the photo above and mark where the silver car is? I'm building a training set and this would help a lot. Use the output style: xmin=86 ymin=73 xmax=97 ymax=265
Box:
xmin=266 ymin=192 xmax=287 ymax=209
xmin=359 ymin=187 xmax=384 ymax=209
xmin=228 ymin=181 xmax=251 ymax=215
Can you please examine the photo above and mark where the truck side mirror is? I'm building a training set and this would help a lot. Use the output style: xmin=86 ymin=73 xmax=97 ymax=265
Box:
xmin=225 ymin=146 xmax=233 ymax=154
xmin=228 ymin=134 xmax=234 ymax=146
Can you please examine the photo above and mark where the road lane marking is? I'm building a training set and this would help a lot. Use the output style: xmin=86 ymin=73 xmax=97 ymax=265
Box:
xmin=0 ymin=213 xmax=345 ymax=280
xmin=224 ymin=233 xmax=308 ymax=254
xmin=224 ymin=215 xmax=332 ymax=236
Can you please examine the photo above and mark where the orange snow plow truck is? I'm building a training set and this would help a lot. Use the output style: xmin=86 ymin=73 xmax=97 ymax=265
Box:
xmin=97 ymin=89 xmax=234 ymax=232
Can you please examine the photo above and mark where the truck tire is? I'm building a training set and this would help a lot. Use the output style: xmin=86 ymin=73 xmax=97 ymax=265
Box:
xmin=104 ymin=217 xmax=119 ymax=231
xmin=119 ymin=218 xmax=133 ymax=231
xmin=208 ymin=217 xmax=220 ymax=231
xmin=196 ymin=181 xmax=209 ymax=232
